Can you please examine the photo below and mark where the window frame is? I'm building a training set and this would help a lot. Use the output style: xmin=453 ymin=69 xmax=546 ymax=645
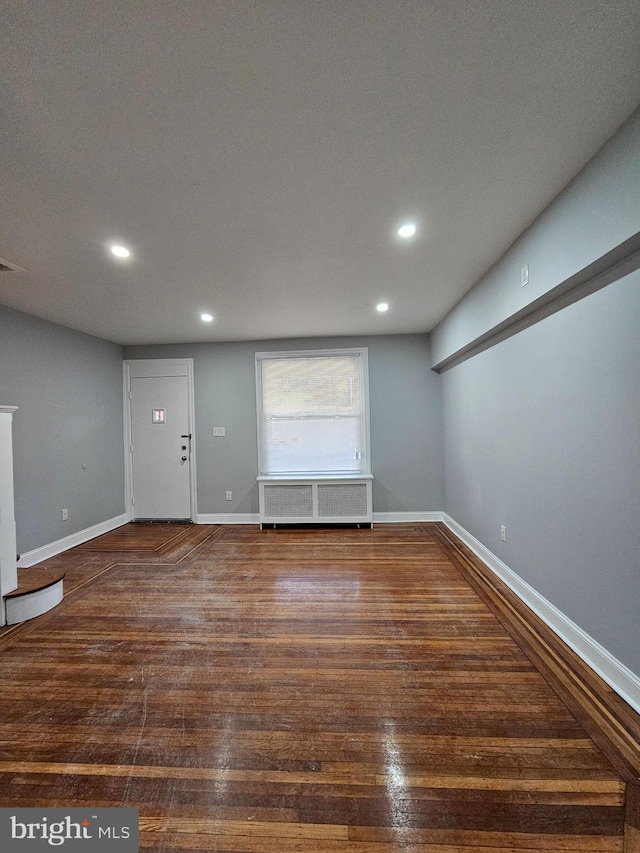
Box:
xmin=255 ymin=347 xmax=371 ymax=478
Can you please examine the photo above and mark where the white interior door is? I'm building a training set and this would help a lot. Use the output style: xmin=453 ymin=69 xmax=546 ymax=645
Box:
xmin=127 ymin=364 xmax=194 ymax=520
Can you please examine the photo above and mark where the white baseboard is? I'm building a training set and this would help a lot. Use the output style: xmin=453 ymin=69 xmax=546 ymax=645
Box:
xmin=196 ymin=511 xmax=444 ymax=525
xmin=373 ymin=511 xmax=444 ymax=523
xmin=196 ymin=513 xmax=260 ymax=525
xmin=18 ymin=513 xmax=129 ymax=567
xmin=442 ymin=514 xmax=640 ymax=715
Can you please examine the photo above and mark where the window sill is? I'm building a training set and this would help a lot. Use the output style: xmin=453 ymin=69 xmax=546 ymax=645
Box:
xmin=257 ymin=473 xmax=373 ymax=482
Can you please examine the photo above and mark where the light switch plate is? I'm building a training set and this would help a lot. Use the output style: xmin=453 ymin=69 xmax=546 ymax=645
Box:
xmin=213 ymin=427 xmax=226 ymax=437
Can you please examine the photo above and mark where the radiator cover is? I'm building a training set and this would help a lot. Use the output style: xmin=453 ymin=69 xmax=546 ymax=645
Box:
xmin=258 ymin=476 xmax=373 ymax=525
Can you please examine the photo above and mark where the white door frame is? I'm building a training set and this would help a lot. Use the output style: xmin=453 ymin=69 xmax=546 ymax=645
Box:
xmin=123 ymin=359 xmax=197 ymax=521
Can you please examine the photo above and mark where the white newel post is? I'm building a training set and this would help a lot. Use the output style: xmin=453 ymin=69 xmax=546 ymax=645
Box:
xmin=0 ymin=406 xmax=18 ymax=626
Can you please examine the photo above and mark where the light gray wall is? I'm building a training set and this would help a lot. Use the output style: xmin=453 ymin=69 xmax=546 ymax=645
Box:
xmin=0 ymin=304 xmax=125 ymax=554
xmin=432 ymin=107 xmax=640 ymax=677
xmin=124 ymin=334 xmax=443 ymax=515
xmin=432 ymin=105 xmax=640 ymax=367
xmin=441 ymin=272 xmax=640 ymax=673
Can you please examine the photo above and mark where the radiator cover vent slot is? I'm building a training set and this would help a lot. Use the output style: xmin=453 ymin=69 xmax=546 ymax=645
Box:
xmin=318 ymin=483 xmax=368 ymax=517
xmin=263 ymin=484 xmax=313 ymax=518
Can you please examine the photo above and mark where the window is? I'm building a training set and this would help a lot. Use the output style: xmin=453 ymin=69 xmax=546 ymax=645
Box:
xmin=256 ymin=348 xmax=370 ymax=476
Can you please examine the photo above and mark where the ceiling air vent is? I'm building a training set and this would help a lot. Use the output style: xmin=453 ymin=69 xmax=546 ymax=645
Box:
xmin=0 ymin=257 xmax=27 ymax=272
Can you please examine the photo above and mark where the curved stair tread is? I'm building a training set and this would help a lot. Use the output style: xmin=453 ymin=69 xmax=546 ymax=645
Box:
xmin=3 ymin=568 xmax=66 ymax=599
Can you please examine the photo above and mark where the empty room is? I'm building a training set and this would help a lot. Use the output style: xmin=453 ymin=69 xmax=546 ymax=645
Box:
xmin=0 ymin=2 xmax=639 ymax=851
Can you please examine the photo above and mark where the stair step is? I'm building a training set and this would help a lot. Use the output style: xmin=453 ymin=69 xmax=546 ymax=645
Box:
xmin=3 ymin=568 xmax=65 ymax=624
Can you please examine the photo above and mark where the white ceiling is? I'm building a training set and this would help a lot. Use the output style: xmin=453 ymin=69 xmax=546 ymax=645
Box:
xmin=1 ymin=1 xmax=639 ymax=346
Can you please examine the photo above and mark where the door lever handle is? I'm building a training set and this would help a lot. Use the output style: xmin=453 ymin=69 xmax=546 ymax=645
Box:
xmin=181 ymin=434 xmax=192 ymax=460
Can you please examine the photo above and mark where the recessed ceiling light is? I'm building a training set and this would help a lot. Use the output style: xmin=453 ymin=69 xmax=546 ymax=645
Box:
xmin=397 ymin=222 xmax=416 ymax=239
xmin=200 ymin=313 xmax=213 ymax=322
xmin=376 ymin=302 xmax=389 ymax=313
xmin=110 ymin=244 xmax=131 ymax=258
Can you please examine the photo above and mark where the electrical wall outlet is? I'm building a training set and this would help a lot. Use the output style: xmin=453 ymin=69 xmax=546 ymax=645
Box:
xmin=225 ymin=491 xmax=232 ymax=501
xmin=521 ymin=264 xmax=529 ymax=287
xmin=61 ymin=509 xmax=69 ymax=521
xmin=500 ymin=524 xmax=507 ymax=542
xmin=213 ymin=427 xmax=226 ymax=437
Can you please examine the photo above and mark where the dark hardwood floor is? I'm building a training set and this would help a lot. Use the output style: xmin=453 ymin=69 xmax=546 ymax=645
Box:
xmin=0 ymin=523 xmax=634 ymax=851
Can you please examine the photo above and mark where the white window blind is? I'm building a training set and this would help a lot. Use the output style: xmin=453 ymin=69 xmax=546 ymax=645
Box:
xmin=256 ymin=349 xmax=369 ymax=476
